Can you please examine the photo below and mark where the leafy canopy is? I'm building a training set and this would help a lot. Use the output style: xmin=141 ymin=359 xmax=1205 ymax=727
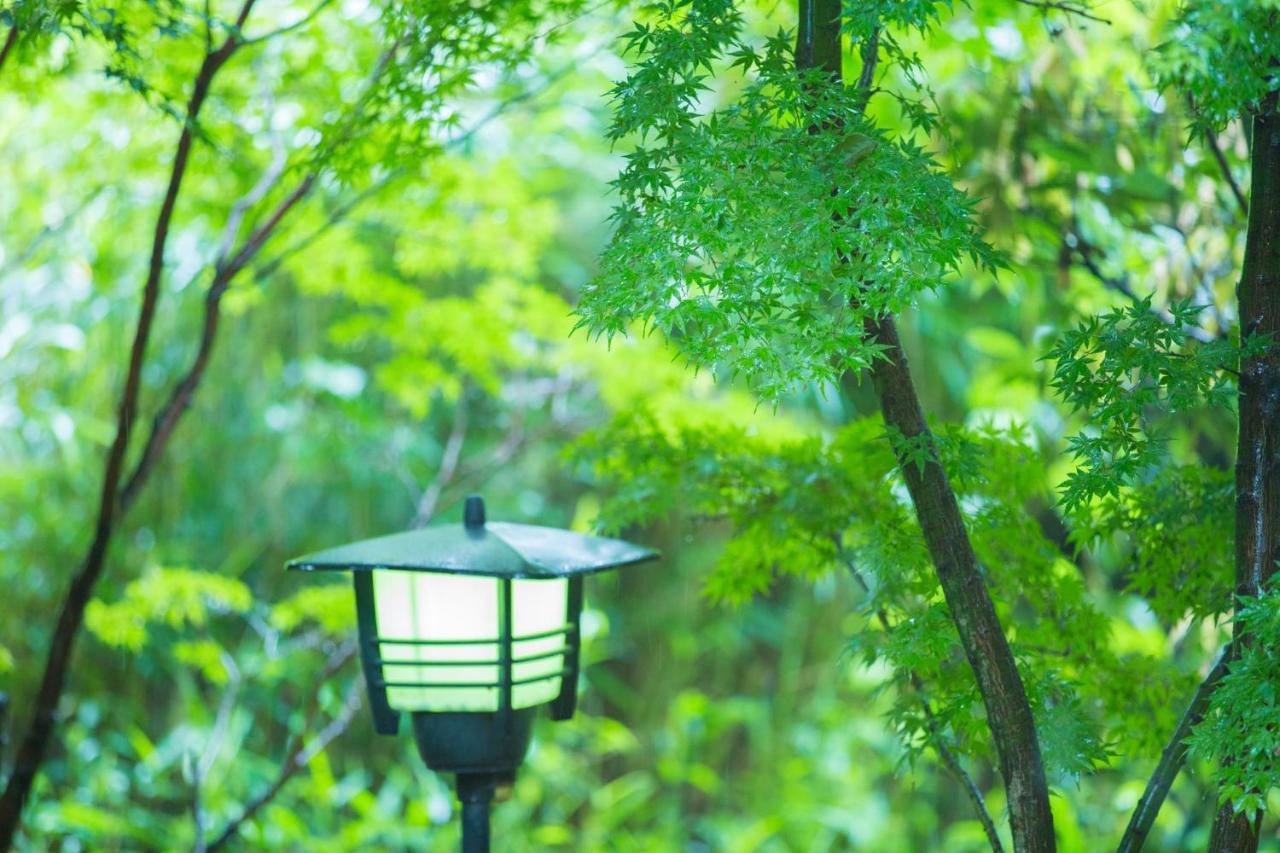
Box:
xmin=575 ymin=0 xmax=1001 ymax=398
xmin=1189 ymin=584 xmax=1280 ymax=819
xmin=1151 ymin=0 xmax=1280 ymax=131
xmin=574 ymin=412 xmax=1120 ymax=782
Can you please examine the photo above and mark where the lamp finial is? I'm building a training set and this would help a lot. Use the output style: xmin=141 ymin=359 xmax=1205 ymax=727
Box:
xmin=464 ymin=495 xmax=486 ymax=529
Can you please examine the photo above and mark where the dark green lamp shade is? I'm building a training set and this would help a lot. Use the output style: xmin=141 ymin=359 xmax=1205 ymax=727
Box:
xmin=286 ymin=497 xmax=657 ymax=737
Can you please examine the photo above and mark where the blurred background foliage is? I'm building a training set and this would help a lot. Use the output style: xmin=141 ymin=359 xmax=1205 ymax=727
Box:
xmin=0 ymin=0 xmax=1267 ymax=848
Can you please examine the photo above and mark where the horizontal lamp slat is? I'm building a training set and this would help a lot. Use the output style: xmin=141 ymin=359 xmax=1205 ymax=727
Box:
xmin=372 ymin=646 xmax=569 ymax=668
xmin=375 ymin=668 xmax=572 ymax=690
xmin=374 ymin=624 xmax=572 ymax=646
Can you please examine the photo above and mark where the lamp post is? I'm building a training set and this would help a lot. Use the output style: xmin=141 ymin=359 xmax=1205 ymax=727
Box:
xmin=287 ymin=495 xmax=656 ymax=852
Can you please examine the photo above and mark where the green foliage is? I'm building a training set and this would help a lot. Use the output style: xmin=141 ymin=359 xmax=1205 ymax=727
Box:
xmin=171 ymin=638 xmax=233 ymax=684
xmin=1151 ymin=0 xmax=1280 ymax=131
xmin=1047 ymin=299 xmax=1241 ymax=517
xmin=1189 ymin=584 xmax=1280 ymax=818
xmin=577 ymin=0 xmax=1000 ymax=398
xmin=2 ymin=0 xmax=1272 ymax=847
xmin=1089 ymin=464 xmax=1234 ymax=621
xmin=1046 ymin=301 xmax=1269 ymax=618
xmin=841 ymin=0 xmax=955 ymax=39
xmin=269 ymin=584 xmax=356 ymax=635
xmin=1 ymin=0 xmax=142 ymax=81
xmin=86 ymin=567 xmax=252 ymax=652
xmin=311 ymin=0 xmax=581 ymax=182
xmin=574 ymin=411 xmax=1114 ymax=782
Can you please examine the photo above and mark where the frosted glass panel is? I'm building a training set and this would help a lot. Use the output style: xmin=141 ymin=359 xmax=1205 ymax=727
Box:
xmin=372 ymin=571 xmax=568 ymax=712
xmin=511 ymin=578 xmax=568 ymax=708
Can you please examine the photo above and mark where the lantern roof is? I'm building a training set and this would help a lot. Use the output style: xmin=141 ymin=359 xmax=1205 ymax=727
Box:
xmin=287 ymin=496 xmax=658 ymax=579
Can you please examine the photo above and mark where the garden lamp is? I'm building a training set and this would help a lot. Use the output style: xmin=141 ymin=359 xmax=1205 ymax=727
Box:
xmin=287 ymin=495 xmax=657 ymax=852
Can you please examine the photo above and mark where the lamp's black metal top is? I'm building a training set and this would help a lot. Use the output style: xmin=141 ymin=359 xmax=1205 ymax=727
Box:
xmin=286 ymin=495 xmax=657 ymax=579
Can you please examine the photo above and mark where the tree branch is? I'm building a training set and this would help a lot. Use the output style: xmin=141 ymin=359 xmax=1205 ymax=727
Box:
xmin=0 ymin=25 xmax=18 ymax=79
xmin=203 ymin=646 xmax=358 ymax=852
xmin=797 ymin=2 xmax=1055 ymax=847
xmin=856 ymin=29 xmax=879 ymax=92
xmin=413 ymin=393 xmax=470 ymax=526
xmin=120 ymin=172 xmax=316 ymax=513
xmin=0 ymin=2 xmax=258 ymax=840
xmin=866 ymin=316 xmax=1055 ymax=849
xmin=0 ymin=187 xmax=107 ymax=280
xmin=213 ymin=140 xmax=287 ymax=266
xmin=253 ymin=173 xmax=398 ymax=280
xmin=841 ymin=548 xmax=1005 ymax=853
xmin=1205 ymin=128 xmax=1249 ymax=219
xmin=1015 ymin=0 xmax=1110 ymax=25
xmin=191 ymin=651 xmax=241 ymax=853
xmin=255 ymin=56 xmax=576 ymax=282
xmin=916 ymin=677 xmax=1006 ymax=853
xmin=1207 ymin=87 xmax=1280 ymax=853
xmin=1116 ymin=645 xmax=1231 ymax=853
xmin=1065 ymin=229 xmax=1225 ymax=344
xmin=240 ymin=0 xmax=334 ymax=45
xmin=438 ymin=412 xmax=533 ymax=497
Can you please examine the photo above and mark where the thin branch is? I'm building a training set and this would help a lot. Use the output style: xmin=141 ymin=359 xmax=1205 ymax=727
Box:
xmin=448 ymin=62 xmax=579 ymax=149
xmin=253 ymin=173 xmax=399 ymax=280
xmin=203 ymin=646 xmax=358 ymax=852
xmin=1204 ymin=129 xmax=1249 ymax=219
xmin=1 ymin=187 xmax=107 ymax=280
xmin=1116 ymin=645 xmax=1232 ymax=853
xmin=213 ymin=146 xmax=287 ymax=265
xmin=1066 ymin=229 xmax=1225 ymax=344
xmin=850 ymin=28 xmax=880 ymax=115
xmin=210 ymin=69 xmax=289 ymax=263
xmin=241 ymin=0 xmax=334 ymax=45
xmin=442 ymin=413 xmax=530 ymax=491
xmin=0 ymin=2 xmax=258 ymax=839
xmin=197 ymin=651 xmax=244 ymax=782
xmin=0 ymin=25 xmax=18 ymax=78
xmin=190 ymin=650 xmax=241 ymax=853
xmin=838 ymin=543 xmax=1005 ymax=853
xmin=413 ymin=394 xmax=470 ymax=527
xmin=120 ymin=173 xmax=316 ymax=512
xmin=222 ymin=175 xmax=317 ymax=280
xmin=255 ymin=56 xmax=578 ymax=281
xmin=855 ymin=29 xmax=879 ymax=93
xmin=295 ymin=681 xmax=361 ymax=765
xmin=191 ymin=776 xmax=208 ymax=853
xmin=532 ymin=0 xmax=613 ymax=42
xmin=913 ymin=674 xmax=1006 ymax=853
xmin=1015 ymin=0 xmax=1110 ymax=25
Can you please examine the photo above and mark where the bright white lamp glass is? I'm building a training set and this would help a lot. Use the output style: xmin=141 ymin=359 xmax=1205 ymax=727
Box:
xmin=372 ymin=570 xmax=568 ymax=712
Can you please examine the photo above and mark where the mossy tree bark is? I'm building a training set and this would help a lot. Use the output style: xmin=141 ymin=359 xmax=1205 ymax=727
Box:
xmin=1207 ymin=90 xmax=1280 ymax=853
xmin=795 ymin=1 xmax=1055 ymax=849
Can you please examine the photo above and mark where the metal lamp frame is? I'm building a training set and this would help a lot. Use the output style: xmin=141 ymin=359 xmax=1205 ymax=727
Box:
xmin=287 ymin=496 xmax=654 ymax=853
xmin=351 ymin=572 xmax=585 ymax=738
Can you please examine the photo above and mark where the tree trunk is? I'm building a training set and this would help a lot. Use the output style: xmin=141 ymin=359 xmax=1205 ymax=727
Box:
xmin=0 ymin=7 xmax=257 ymax=843
xmin=795 ymin=1 xmax=1055 ymax=850
xmin=1207 ymin=90 xmax=1280 ymax=853
xmin=1117 ymin=645 xmax=1231 ymax=852
xmin=864 ymin=317 xmax=1055 ymax=852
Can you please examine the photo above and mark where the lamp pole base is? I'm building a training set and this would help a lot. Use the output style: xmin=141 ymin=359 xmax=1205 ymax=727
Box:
xmin=456 ymin=773 xmax=500 ymax=853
